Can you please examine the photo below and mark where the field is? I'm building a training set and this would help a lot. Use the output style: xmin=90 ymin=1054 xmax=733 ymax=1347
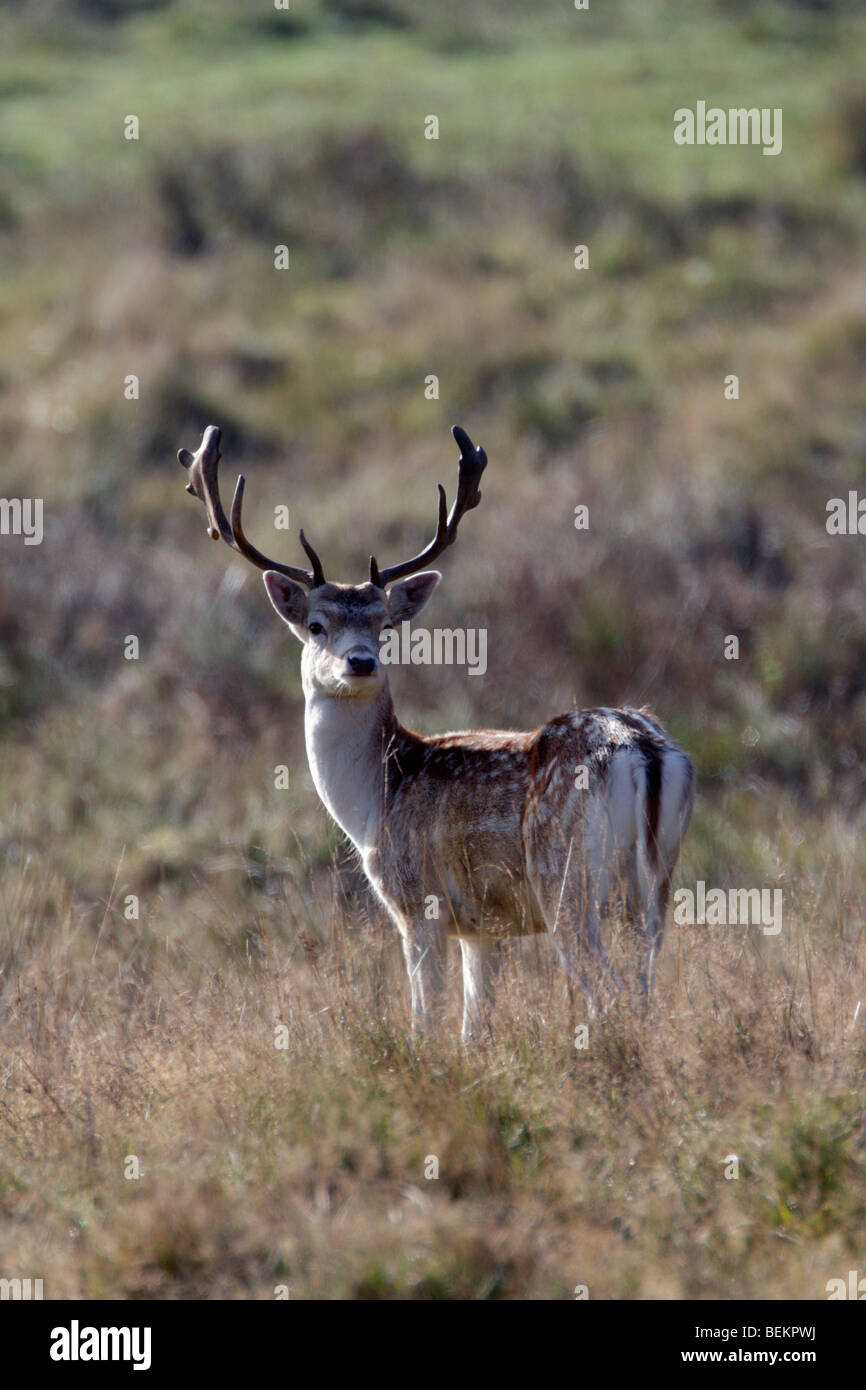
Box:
xmin=0 ymin=0 xmax=865 ymax=1299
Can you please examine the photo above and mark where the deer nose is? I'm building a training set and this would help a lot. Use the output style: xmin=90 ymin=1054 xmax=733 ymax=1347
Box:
xmin=348 ymin=654 xmax=376 ymax=676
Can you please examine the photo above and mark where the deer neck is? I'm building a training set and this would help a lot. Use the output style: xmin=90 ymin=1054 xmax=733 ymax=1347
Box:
xmin=303 ymin=677 xmax=397 ymax=854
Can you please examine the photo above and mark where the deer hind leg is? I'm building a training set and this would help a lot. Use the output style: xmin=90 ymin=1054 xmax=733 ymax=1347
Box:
xmin=625 ymin=807 xmax=666 ymax=998
xmin=627 ymin=746 xmax=694 ymax=996
xmin=399 ymin=919 xmax=447 ymax=1035
xmin=531 ymin=832 xmax=621 ymax=1017
xmin=458 ymin=935 xmax=502 ymax=1042
xmin=626 ymin=855 xmax=670 ymax=997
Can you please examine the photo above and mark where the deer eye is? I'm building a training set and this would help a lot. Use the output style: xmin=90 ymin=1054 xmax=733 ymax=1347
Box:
xmin=308 ymin=621 xmax=325 ymax=636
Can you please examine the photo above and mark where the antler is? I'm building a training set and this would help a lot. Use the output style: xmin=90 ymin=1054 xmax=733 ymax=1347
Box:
xmin=369 ymin=425 xmax=487 ymax=589
xmin=178 ymin=424 xmax=326 ymax=588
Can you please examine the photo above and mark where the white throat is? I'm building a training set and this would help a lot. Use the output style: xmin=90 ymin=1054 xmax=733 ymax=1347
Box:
xmin=303 ymin=678 xmax=393 ymax=853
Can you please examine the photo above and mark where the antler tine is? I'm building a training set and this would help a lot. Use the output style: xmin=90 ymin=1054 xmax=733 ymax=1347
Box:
xmin=299 ymin=528 xmax=327 ymax=588
xmin=178 ymin=424 xmax=326 ymax=589
xmin=231 ymin=474 xmax=327 ymax=586
xmin=370 ymin=424 xmax=488 ymax=589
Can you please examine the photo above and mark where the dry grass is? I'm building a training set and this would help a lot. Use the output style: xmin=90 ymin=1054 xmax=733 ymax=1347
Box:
xmin=1 ymin=843 xmax=864 ymax=1300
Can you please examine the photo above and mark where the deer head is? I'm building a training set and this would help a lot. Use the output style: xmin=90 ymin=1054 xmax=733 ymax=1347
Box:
xmin=178 ymin=424 xmax=487 ymax=699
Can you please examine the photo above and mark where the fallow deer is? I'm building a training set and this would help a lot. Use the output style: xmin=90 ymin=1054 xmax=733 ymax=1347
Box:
xmin=178 ymin=424 xmax=694 ymax=1038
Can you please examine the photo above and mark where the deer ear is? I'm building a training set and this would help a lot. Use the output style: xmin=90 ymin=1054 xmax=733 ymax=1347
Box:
xmin=387 ymin=570 xmax=441 ymax=623
xmin=263 ymin=571 xmax=309 ymax=637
